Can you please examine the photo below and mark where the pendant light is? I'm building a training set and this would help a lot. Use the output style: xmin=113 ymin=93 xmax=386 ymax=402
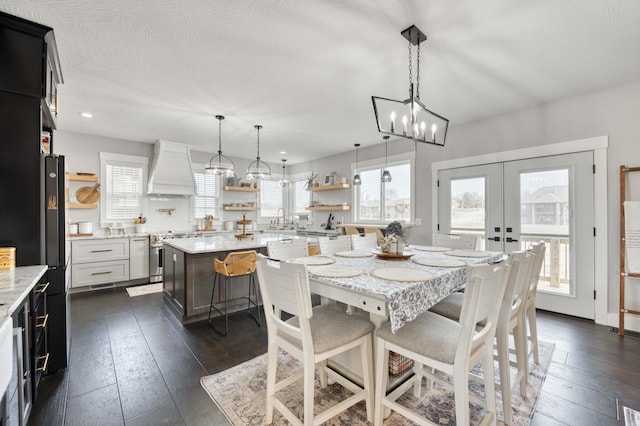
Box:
xmin=371 ymin=25 xmax=449 ymax=146
xmin=352 ymin=143 xmax=361 ymax=186
xmin=245 ymin=124 xmax=271 ymax=180
xmin=205 ymin=115 xmax=235 ymax=175
xmin=280 ymin=159 xmax=288 ymax=187
xmin=381 ymin=135 xmax=392 ymax=182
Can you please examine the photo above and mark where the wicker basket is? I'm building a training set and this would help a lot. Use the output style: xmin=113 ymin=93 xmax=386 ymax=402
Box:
xmin=389 ymin=351 xmax=414 ymax=376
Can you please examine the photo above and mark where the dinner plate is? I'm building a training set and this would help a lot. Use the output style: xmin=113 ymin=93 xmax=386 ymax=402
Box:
xmin=412 ymin=257 xmax=466 ymax=268
xmin=444 ymin=250 xmax=492 ymax=258
xmin=372 ymin=250 xmax=414 ymax=261
xmin=308 ymin=264 xmax=364 ymax=278
xmin=288 ymin=256 xmax=335 ymax=266
xmin=410 ymin=245 xmax=451 ymax=252
xmin=370 ymin=267 xmax=435 ymax=282
xmin=334 ymin=250 xmax=373 ymax=258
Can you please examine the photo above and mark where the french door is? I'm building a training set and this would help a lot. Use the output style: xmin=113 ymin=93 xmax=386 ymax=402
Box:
xmin=438 ymin=151 xmax=595 ymax=319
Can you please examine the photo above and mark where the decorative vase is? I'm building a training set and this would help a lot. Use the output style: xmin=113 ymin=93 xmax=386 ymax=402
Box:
xmin=136 ymin=224 xmax=146 ymax=233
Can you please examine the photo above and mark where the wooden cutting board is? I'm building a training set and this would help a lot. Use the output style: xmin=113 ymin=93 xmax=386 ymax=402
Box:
xmin=76 ymin=183 xmax=100 ymax=204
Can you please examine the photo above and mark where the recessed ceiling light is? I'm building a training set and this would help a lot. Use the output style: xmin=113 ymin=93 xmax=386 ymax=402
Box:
xmin=279 ymin=151 xmax=286 ymax=154
xmin=80 ymin=112 xmax=93 ymax=118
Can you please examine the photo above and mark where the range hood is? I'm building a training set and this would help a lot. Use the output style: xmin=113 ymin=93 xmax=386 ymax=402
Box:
xmin=147 ymin=140 xmax=196 ymax=195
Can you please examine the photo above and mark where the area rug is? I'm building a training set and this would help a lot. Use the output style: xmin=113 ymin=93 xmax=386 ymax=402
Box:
xmin=125 ymin=283 xmax=163 ymax=297
xmin=201 ymin=341 xmax=554 ymax=425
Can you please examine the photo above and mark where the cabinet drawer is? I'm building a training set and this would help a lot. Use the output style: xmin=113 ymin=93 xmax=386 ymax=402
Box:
xmin=71 ymin=260 xmax=130 ymax=287
xmin=72 ymin=239 xmax=129 ymax=264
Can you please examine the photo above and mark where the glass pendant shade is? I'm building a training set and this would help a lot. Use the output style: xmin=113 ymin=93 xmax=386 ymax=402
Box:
xmin=352 ymin=143 xmax=361 ymax=186
xmin=381 ymin=135 xmax=392 ymax=182
xmin=280 ymin=159 xmax=288 ymax=187
xmin=206 ymin=115 xmax=236 ymax=175
xmin=246 ymin=124 xmax=271 ymax=180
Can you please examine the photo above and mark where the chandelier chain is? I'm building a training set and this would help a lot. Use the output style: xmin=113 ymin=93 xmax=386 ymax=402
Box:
xmin=408 ymin=39 xmax=413 ymax=99
xmin=217 ymin=118 xmax=222 ymax=154
xmin=416 ymin=40 xmax=421 ymax=100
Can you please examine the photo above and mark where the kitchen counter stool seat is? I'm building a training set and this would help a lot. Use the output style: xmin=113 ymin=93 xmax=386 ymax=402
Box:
xmin=208 ymin=250 xmax=261 ymax=336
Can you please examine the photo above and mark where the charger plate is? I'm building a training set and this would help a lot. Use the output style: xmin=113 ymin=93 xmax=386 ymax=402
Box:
xmin=410 ymin=245 xmax=451 ymax=252
xmin=288 ymin=256 xmax=335 ymax=266
xmin=372 ymin=250 xmax=414 ymax=261
xmin=445 ymin=250 xmax=493 ymax=258
xmin=308 ymin=264 xmax=364 ymax=278
xmin=412 ymin=257 xmax=466 ymax=268
xmin=371 ymin=267 xmax=435 ymax=282
xmin=334 ymin=250 xmax=373 ymax=258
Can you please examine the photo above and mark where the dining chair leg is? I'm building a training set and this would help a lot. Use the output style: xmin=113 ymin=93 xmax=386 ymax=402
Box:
xmin=319 ymin=359 xmax=328 ymax=389
xmin=361 ymin=334 xmax=374 ymax=422
xmin=483 ymin=349 xmax=498 ymax=426
xmin=373 ymin=341 xmax=388 ymax=426
xmin=453 ymin=364 xmax=470 ymax=425
xmin=265 ymin=344 xmax=278 ymax=424
xmin=413 ymin=362 xmax=424 ymax=397
xmin=513 ymin=320 xmax=528 ymax=394
xmin=303 ymin=353 xmax=315 ymax=425
xmin=527 ymin=303 xmax=539 ymax=364
xmin=496 ymin=331 xmax=512 ymax=425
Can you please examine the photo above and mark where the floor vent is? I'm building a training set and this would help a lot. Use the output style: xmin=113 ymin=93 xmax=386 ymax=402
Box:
xmin=609 ymin=327 xmax=640 ymax=338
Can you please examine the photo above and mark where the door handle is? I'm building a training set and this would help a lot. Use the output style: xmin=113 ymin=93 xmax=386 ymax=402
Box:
xmin=506 ymin=237 xmax=518 ymax=243
xmin=487 ymin=236 xmax=501 ymax=242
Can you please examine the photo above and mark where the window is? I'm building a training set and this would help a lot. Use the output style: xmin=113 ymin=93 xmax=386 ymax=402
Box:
xmin=292 ymin=179 xmax=310 ymax=214
xmin=354 ymin=153 xmax=413 ymax=223
xmin=259 ymin=178 xmax=284 ymax=220
xmin=193 ymin=169 xmax=220 ymax=218
xmin=100 ymin=153 xmax=147 ymax=225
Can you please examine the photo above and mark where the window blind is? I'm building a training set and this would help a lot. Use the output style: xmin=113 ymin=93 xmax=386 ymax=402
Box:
xmin=293 ymin=180 xmax=309 ymax=214
xmin=105 ymin=163 xmax=144 ymax=221
xmin=194 ymin=171 xmax=219 ymax=218
xmin=260 ymin=179 xmax=283 ymax=218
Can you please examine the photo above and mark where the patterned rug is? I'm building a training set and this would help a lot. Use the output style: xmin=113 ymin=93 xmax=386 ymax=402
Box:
xmin=125 ymin=283 xmax=163 ymax=297
xmin=201 ymin=341 xmax=554 ymax=425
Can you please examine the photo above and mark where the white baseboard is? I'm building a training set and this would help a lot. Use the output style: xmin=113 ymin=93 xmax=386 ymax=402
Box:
xmin=606 ymin=312 xmax=640 ymax=333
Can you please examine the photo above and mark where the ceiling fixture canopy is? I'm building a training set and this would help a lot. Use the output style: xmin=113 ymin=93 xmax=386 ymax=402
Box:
xmin=246 ymin=124 xmax=271 ymax=180
xmin=372 ymin=25 xmax=449 ymax=146
xmin=381 ymin=135 xmax=392 ymax=183
xmin=352 ymin=143 xmax=361 ymax=186
xmin=206 ymin=115 xmax=235 ymax=175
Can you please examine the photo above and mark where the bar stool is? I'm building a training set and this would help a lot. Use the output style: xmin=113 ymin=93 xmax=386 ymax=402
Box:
xmin=208 ymin=250 xmax=261 ymax=336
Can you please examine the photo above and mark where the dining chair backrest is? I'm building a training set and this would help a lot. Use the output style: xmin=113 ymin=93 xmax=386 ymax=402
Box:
xmin=266 ymin=237 xmax=309 ymax=260
xmin=343 ymin=226 xmax=360 ymax=235
xmin=432 ymin=233 xmax=477 ymax=250
xmin=461 ymin=262 xmax=511 ymax=356
xmin=317 ymin=235 xmax=352 ymax=255
xmin=527 ymin=241 xmax=546 ymax=299
xmin=350 ymin=232 xmax=378 ymax=250
xmin=255 ymin=255 xmax=313 ymax=345
xmin=507 ymin=250 xmax=535 ymax=310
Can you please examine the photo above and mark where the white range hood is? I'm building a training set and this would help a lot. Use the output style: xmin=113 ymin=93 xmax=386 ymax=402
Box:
xmin=147 ymin=140 xmax=196 ymax=195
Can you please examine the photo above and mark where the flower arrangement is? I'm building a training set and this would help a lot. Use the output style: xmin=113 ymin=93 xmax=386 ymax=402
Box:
xmin=305 ymin=173 xmax=318 ymax=189
xmin=379 ymin=221 xmax=408 ymax=253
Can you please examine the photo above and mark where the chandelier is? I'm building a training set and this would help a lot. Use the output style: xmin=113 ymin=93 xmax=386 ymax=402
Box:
xmin=372 ymin=25 xmax=448 ymax=146
xmin=381 ymin=135 xmax=391 ymax=182
xmin=206 ymin=115 xmax=236 ymax=175
xmin=246 ymin=124 xmax=271 ymax=180
xmin=280 ymin=159 xmax=288 ymax=187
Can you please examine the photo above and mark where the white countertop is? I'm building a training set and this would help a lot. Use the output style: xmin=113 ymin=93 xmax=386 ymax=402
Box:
xmin=0 ymin=265 xmax=48 ymax=317
xmin=69 ymin=232 xmax=149 ymax=240
xmin=162 ymin=233 xmax=306 ymax=254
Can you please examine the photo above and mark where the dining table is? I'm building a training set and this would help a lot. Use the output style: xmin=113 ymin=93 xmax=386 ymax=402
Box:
xmin=303 ymin=246 xmax=504 ymax=333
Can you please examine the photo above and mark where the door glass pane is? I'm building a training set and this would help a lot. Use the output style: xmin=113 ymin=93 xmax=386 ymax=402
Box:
xmin=520 ymin=169 xmax=570 ymax=295
xmin=450 ymin=177 xmax=486 ymax=249
xmin=384 ymin=163 xmax=411 ymax=221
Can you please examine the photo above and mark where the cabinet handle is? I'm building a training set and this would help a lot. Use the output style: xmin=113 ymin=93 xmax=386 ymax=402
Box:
xmin=36 ymin=314 xmax=49 ymax=329
xmin=91 ymin=271 xmax=113 ymax=276
xmin=506 ymin=237 xmax=519 ymax=243
xmin=36 ymin=353 xmax=50 ymax=372
xmin=90 ymin=249 xmax=113 ymax=253
xmin=35 ymin=281 xmax=50 ymax=293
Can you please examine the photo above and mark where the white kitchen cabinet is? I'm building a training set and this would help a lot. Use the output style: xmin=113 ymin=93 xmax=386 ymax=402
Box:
xmin=71 ymin=260 xmax=130 ymax=287
xmin=71 ymin=239 xmax=129 ymax=264
xmin=129 ymin=237 xmax=149 ymax=280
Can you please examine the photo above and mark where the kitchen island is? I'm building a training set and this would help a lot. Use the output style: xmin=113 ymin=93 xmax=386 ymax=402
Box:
xmin=161 ymin=233 xmax=304 ymax=324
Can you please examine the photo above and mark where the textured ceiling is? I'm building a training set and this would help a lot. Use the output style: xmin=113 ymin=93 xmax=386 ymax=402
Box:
xmin=3 ymin=1 xmax=640 ymax=164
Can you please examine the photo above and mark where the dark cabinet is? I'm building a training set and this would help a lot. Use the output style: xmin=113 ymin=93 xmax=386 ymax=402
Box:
xmin=163 ymin=246 xmax=186 ymax=311
xmin=6 ymin=297 xmax=33 ymax=426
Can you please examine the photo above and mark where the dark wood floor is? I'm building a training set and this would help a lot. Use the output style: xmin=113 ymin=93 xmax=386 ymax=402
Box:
xmin=29 ymin=287 xmax=640 ymax=425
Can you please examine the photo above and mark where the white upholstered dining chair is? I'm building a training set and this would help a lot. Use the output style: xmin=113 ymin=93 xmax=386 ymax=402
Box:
xmin=432 ymin=233 xmax=478 ymax=250
xmin=525 ymin=241 xmax=546 ymax=375
xmin=430 ymin=250 xmax=534 ymax=425
xmin=350 ymin=232 xmax=378 ymax=250
xmin=266 ymin=237 xmax=310 ymax=260
xmin=317 ymin=235 xmax=352 ymax=255
xmin=255 ymin=255 xmax=375 ymax=425
xmin=374 ymin=261 xmax=511 ymax=426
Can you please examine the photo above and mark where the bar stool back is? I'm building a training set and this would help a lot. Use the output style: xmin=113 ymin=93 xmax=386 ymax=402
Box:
xmin=208 ymin=250 xmax=261 ymax=336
